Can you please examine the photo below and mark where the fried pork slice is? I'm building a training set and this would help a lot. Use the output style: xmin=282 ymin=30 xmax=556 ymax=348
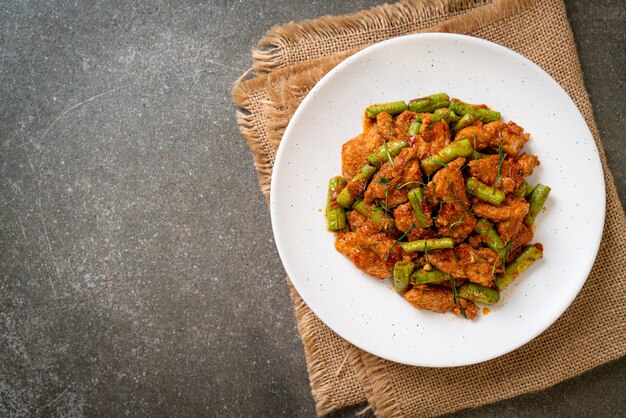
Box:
xmin=455 ymin=120 xmax=530 ymax=156
xmin=505 ymin=222 xmax=535 ymax=263
xmin=472 ymin=197 xmax=529 ymax=244
xmin=431 ymin=158 xmax=476 ymax=242
xmin=393 ymin=202 xmax=434 ymax=241
xmin=418 ymin=113 xmax=451 ymax=156
xmin=510 ymin=222 xmax=534 ymax=251
xmin=496 ymin=216 xmax=526 ymax=247
xmin=468 ymin=153 xmax=540 ymax=193
xmin=376 ymin=111 xmax=398 ymax=141
xmin=364 ymin=147 xmax=422 ymax=206
xmin=335 ymin=231 xmax=393 ymax=279
xmin=472 ymin=197 xmax=529 ymax=222
xmin=405 ymin=285 xmax=478 ymax=319
xmin=428 ymin=248 xmax=465 ymax=278
xmin=341 ymin=125 xmax=383 ymax=179
xmin=395 ymin=110 xmax=418 ymax=136
xmin=454 ymin=243 xmax=502 ymax=287
xmin=347 ymin=210 xmax=377 ymax=232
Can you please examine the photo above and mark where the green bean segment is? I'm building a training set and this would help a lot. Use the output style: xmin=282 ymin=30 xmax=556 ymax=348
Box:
xmin=449 ymin=101 xmax=501 ymax=123
xmin=400 ymin=238 xmax=454 ymax=253
xmin=367 ymin=140 xmax=407 ymax=167
xmin=434 ymin=108 xmax=460 ymax=124
xmin=524 ymin=184 xmax=551 ymax=226
xmin=420 ymin=138 xmax=474 ymax=176
xmin=365 ymin=101 xmax=407 ymax=118
xmin=514 ymin=180 xmax=533 ymax=198
xmin=408 ymin=93 xmax=450 ymax=113
xmin=465 ymin=177 xmax=505 ymax=206
xmin=473 ymin=218 xmax=505 ymax=253
xmin=336 ymin=164 xmax=377 ymax=208
xmin=410 ymin=269 xmax=452 ymax=285
xmin=407 ymin=188 xmax=431 ymax=228
xmin=408 ymin=121 xmax=421 ymax=136
xmin=393 ymin=261 xmax=415 ymax=294
xmin=494 ymin=245 xmax=543 ymax=291
xmin=452 ymin=113 xmax=476 ymax=131
xmin=326 ymin=177 xmax=347 ymax=231
xmin=458 ymin=283 xmax=500 ymax=305
xmin=353 ymin=200 xmax=395 ymax=231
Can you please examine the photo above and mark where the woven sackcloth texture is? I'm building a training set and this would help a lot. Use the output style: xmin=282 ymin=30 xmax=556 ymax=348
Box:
xmin=231 ymin=0 xmax=626 ymax=416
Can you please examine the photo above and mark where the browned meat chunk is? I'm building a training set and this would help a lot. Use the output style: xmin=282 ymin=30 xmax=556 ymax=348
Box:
xmin=364 ymin=147 xmax=422 ymax=206
xmin=395 ymin=110 xmax=418 ymax=136
xmin=472 ymin=197 xmax=528 ymax=244
xmin=496 ymin=217 xmax=524 ymax=247
xmin=341 ymin=125 xmax=382 ymax=179
xmin=472 ymin=197 xmax=529 ymax=222
xmin=456 ymin=120 xmax=530 ymax=156
xmin=418 ymin=113 xmax=451 ymax=156
xmin=393 ymin=202 xmax=434 ymax=241
xmin=335 ymin=232 xmax=390 ymax=278
xmin=335 ymin=229 xmax=399 ymax=279
xmin=510 ymin=222 xmax=534 ymax=251
xmin=347 ymin=210 xmax=378 ymax=233
xmin=431 ymin=158 xmax=476 ymax=242
xmin=467 ymin=234 xmax=482 ymax=248
xmin=454 ymin=243 xmax=502 ymax=287
xmin=376 ymin=112 xmax=395 ymax=141
xmin=468 ymin=153 xmax=540 ymax=193
xmin=428 ymin=248 xmax=465 ymax=279
xmin=405 ymin=285 xmax=478 ymax=319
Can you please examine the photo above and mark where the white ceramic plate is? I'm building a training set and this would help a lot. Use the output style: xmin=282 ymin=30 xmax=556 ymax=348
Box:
xmin=270 ymin=33 xmax=605 ymax=367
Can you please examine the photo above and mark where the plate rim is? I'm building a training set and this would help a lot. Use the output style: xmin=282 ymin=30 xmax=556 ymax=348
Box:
xmin=269 ymin=32 xmax=606 ymax=367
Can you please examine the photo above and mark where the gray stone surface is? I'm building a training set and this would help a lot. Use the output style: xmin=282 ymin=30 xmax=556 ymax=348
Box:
xmin=0 ymin=1 xmax=623 ymax=417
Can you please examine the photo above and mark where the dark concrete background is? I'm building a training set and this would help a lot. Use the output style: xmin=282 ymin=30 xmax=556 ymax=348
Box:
xmin=0 ymin=1 xmax=623 ymax=417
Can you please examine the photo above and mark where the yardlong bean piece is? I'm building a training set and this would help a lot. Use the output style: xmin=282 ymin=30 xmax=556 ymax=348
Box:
xmin=473 ymin=218 xmax=505 ymax=253
xmin=494 ymin=245 xmax=543 ymax=291
xmin=524 ymin=184 xmax=551 ymax=226
xmin=434 ymin=108 xmax=460 ymax=124
xmin=410 ymin=269 xmax=452 ymax=285
xmin=326 ymin=177 xmax=347 ymax=231
xmin=514 ymin=179 xmax=533 ymax=198
xmin=353 ymin=200 xmax=395 ymax=231
xmin=407 ymin=188 xmax=431 ymax=228
xmin=336 ymin=164 xmax=377 ymax=208
xmin=408 ymin=93 xmax=450 ymax=113
xmin=449 ymin=101 xmax=501 ymax=123
xmin=400 ymin=237 xmax=454 ymax=253
xmin=365 ymin=101 xmax=407 ymax=118
xmin=452 ymin=113 xmax=476 ymax=131
xmin=459 ymin=283 xmax=500 ymax=305
xmin=466 ymin=177 xmax=505 ymax=206
xmin=420 ymin=138 xmax=474 ymax=176
xmin=394 ymin=261 xmax=415 ymax=294
xmin=408 ymin=121 xmax=421 ymax=136
xmin=367 ymin=140 xmax=407 ymax=167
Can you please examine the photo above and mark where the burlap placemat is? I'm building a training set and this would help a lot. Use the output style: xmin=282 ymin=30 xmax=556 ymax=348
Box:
xmin=232 ymin=0 xmax=626 ymax=416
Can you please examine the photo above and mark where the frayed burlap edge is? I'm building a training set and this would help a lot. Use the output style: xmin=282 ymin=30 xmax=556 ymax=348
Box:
xmin=289 ymin=281 xmax=372 ymax=415
xmin=289 ymin=282 xmax=338 ymax=415
xmin=232 ymin=57 xmax=348 ymax=201
xmin=252 ymin=0 xmax=538 ymax=73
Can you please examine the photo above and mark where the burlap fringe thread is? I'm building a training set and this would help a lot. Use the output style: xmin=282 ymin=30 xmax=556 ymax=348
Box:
xmin=252 ymin=0 xmax=537 ymax=74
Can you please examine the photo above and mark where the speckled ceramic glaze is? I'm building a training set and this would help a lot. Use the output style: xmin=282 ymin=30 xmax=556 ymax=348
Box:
xmin=270 ymin=33 xmax=605 ymax=367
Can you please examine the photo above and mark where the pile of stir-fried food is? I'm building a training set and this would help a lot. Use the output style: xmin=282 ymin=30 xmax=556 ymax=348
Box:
xmin=325 ymin=93 xmax=551 ymax=319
